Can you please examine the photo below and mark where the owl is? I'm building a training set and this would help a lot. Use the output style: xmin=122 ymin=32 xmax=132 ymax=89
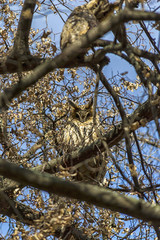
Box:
xmin=59 ymin=99 xmax=106 ymax=184
xmin=60 ymin=0 xmax=119 ymax=53
xmin=60 ymin=0 xmax=140 ymax=53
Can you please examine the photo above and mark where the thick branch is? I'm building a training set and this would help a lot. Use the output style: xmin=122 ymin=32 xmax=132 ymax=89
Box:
xmin=0 ymin=9 xmax=160 ymax=108
xmin=0 ymin=54 xmax=108 ymax=74
xmin=1 ymin=93 xmax=160 ymax=194
xmin=0 ymin=160 xmax=160 ymax=225
xmin=93 ymin=40 xmax=160 ymax=63
xmin=11 ymin=0 xmax=36 ymax=57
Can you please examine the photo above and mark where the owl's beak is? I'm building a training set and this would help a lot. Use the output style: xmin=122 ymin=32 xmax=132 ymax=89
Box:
xmin=80 ymin=119 xmax=85 ymax=123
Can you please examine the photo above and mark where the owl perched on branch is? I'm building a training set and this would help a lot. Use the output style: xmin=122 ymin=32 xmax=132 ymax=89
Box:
xmin=58 ymin=99 xmax=106 ymax=184
xmin=60 ymin=0 xmax=140 ymax=54
xmin=60 ymin=0 xmax=119 ymax=52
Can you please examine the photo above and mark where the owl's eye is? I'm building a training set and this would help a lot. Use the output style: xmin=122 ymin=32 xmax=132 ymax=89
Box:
xmin=86 ymin=112 xmax=91 ymax=118
xmin=75 ymin=113 xmax=80 ymax=119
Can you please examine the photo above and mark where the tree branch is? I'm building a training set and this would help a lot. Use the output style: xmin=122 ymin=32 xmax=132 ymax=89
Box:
xmin=0 ymin=160 xmax=160 ymax=225
xmin=1 ymin=92 xmax=160 ymax=194
xmin=11 ymin=0 xmax=36 ymax=58
xmin=0 ymin=9 xmax=160 ymax=109
xmin=0 ymin=191 xmax=42 ymax=225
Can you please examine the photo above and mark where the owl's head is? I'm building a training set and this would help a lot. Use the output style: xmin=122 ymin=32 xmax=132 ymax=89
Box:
xmin=69 ymin=99 xmax=93 ymax=123
xmin=86 ymin=0 xmax=119 ymax=21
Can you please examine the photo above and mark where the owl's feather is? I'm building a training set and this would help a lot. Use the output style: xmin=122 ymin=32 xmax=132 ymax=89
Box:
xmin=60 ymin=0 xmax=119 ymax=52
xmin=61 ymin=0 xmax=140 ymax=53
xmin=60 ymin=5 xmax=98 ymax=50
xmin=59 ymin=100 xmax=106 ymax=184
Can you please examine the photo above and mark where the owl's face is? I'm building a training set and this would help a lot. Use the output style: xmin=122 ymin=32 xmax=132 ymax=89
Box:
xmin=62 ymin=98 xmax=101 ymax=148
xmin=69 ymin=99 xmax=93 ymax=123
xmin=62 ymin=99 xmax=106 ymax=183
xmin=73 ymin=109 xmax=92 ymax=123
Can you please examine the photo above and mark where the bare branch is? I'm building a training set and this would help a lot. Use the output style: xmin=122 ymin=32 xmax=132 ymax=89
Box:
xmin=0 ymin=160 xmax=160 ymax=225
xmin=0 ymin=191 xmax=42 ymax=225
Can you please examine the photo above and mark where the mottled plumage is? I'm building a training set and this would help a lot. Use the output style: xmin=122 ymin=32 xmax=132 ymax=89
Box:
xmin=59 ymin=99 xmax=106 ymax=184
xmin=60 ymin=5 xmax=98 ymax=51
xmin=60 ymin=0 xmax=119 ymax=52
xmin=60 ymin=0 xmax=141 ymax=53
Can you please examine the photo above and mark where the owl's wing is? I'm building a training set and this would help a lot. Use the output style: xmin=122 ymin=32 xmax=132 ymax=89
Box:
xmin=70 ymin=120 xmax=106 ymax=184
xmin=60 ymin=6 xmax=98 ymax=50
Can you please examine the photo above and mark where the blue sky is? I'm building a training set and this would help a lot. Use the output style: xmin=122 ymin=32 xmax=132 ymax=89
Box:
xmin=1 ymin=0 xmax=160 ymax=238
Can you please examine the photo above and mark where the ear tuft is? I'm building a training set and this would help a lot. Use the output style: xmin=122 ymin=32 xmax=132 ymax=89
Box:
xmin=68 ymin=100 xmax=79 ymax=109
xmin=85 ymin=98 xmax=93 ymax=109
